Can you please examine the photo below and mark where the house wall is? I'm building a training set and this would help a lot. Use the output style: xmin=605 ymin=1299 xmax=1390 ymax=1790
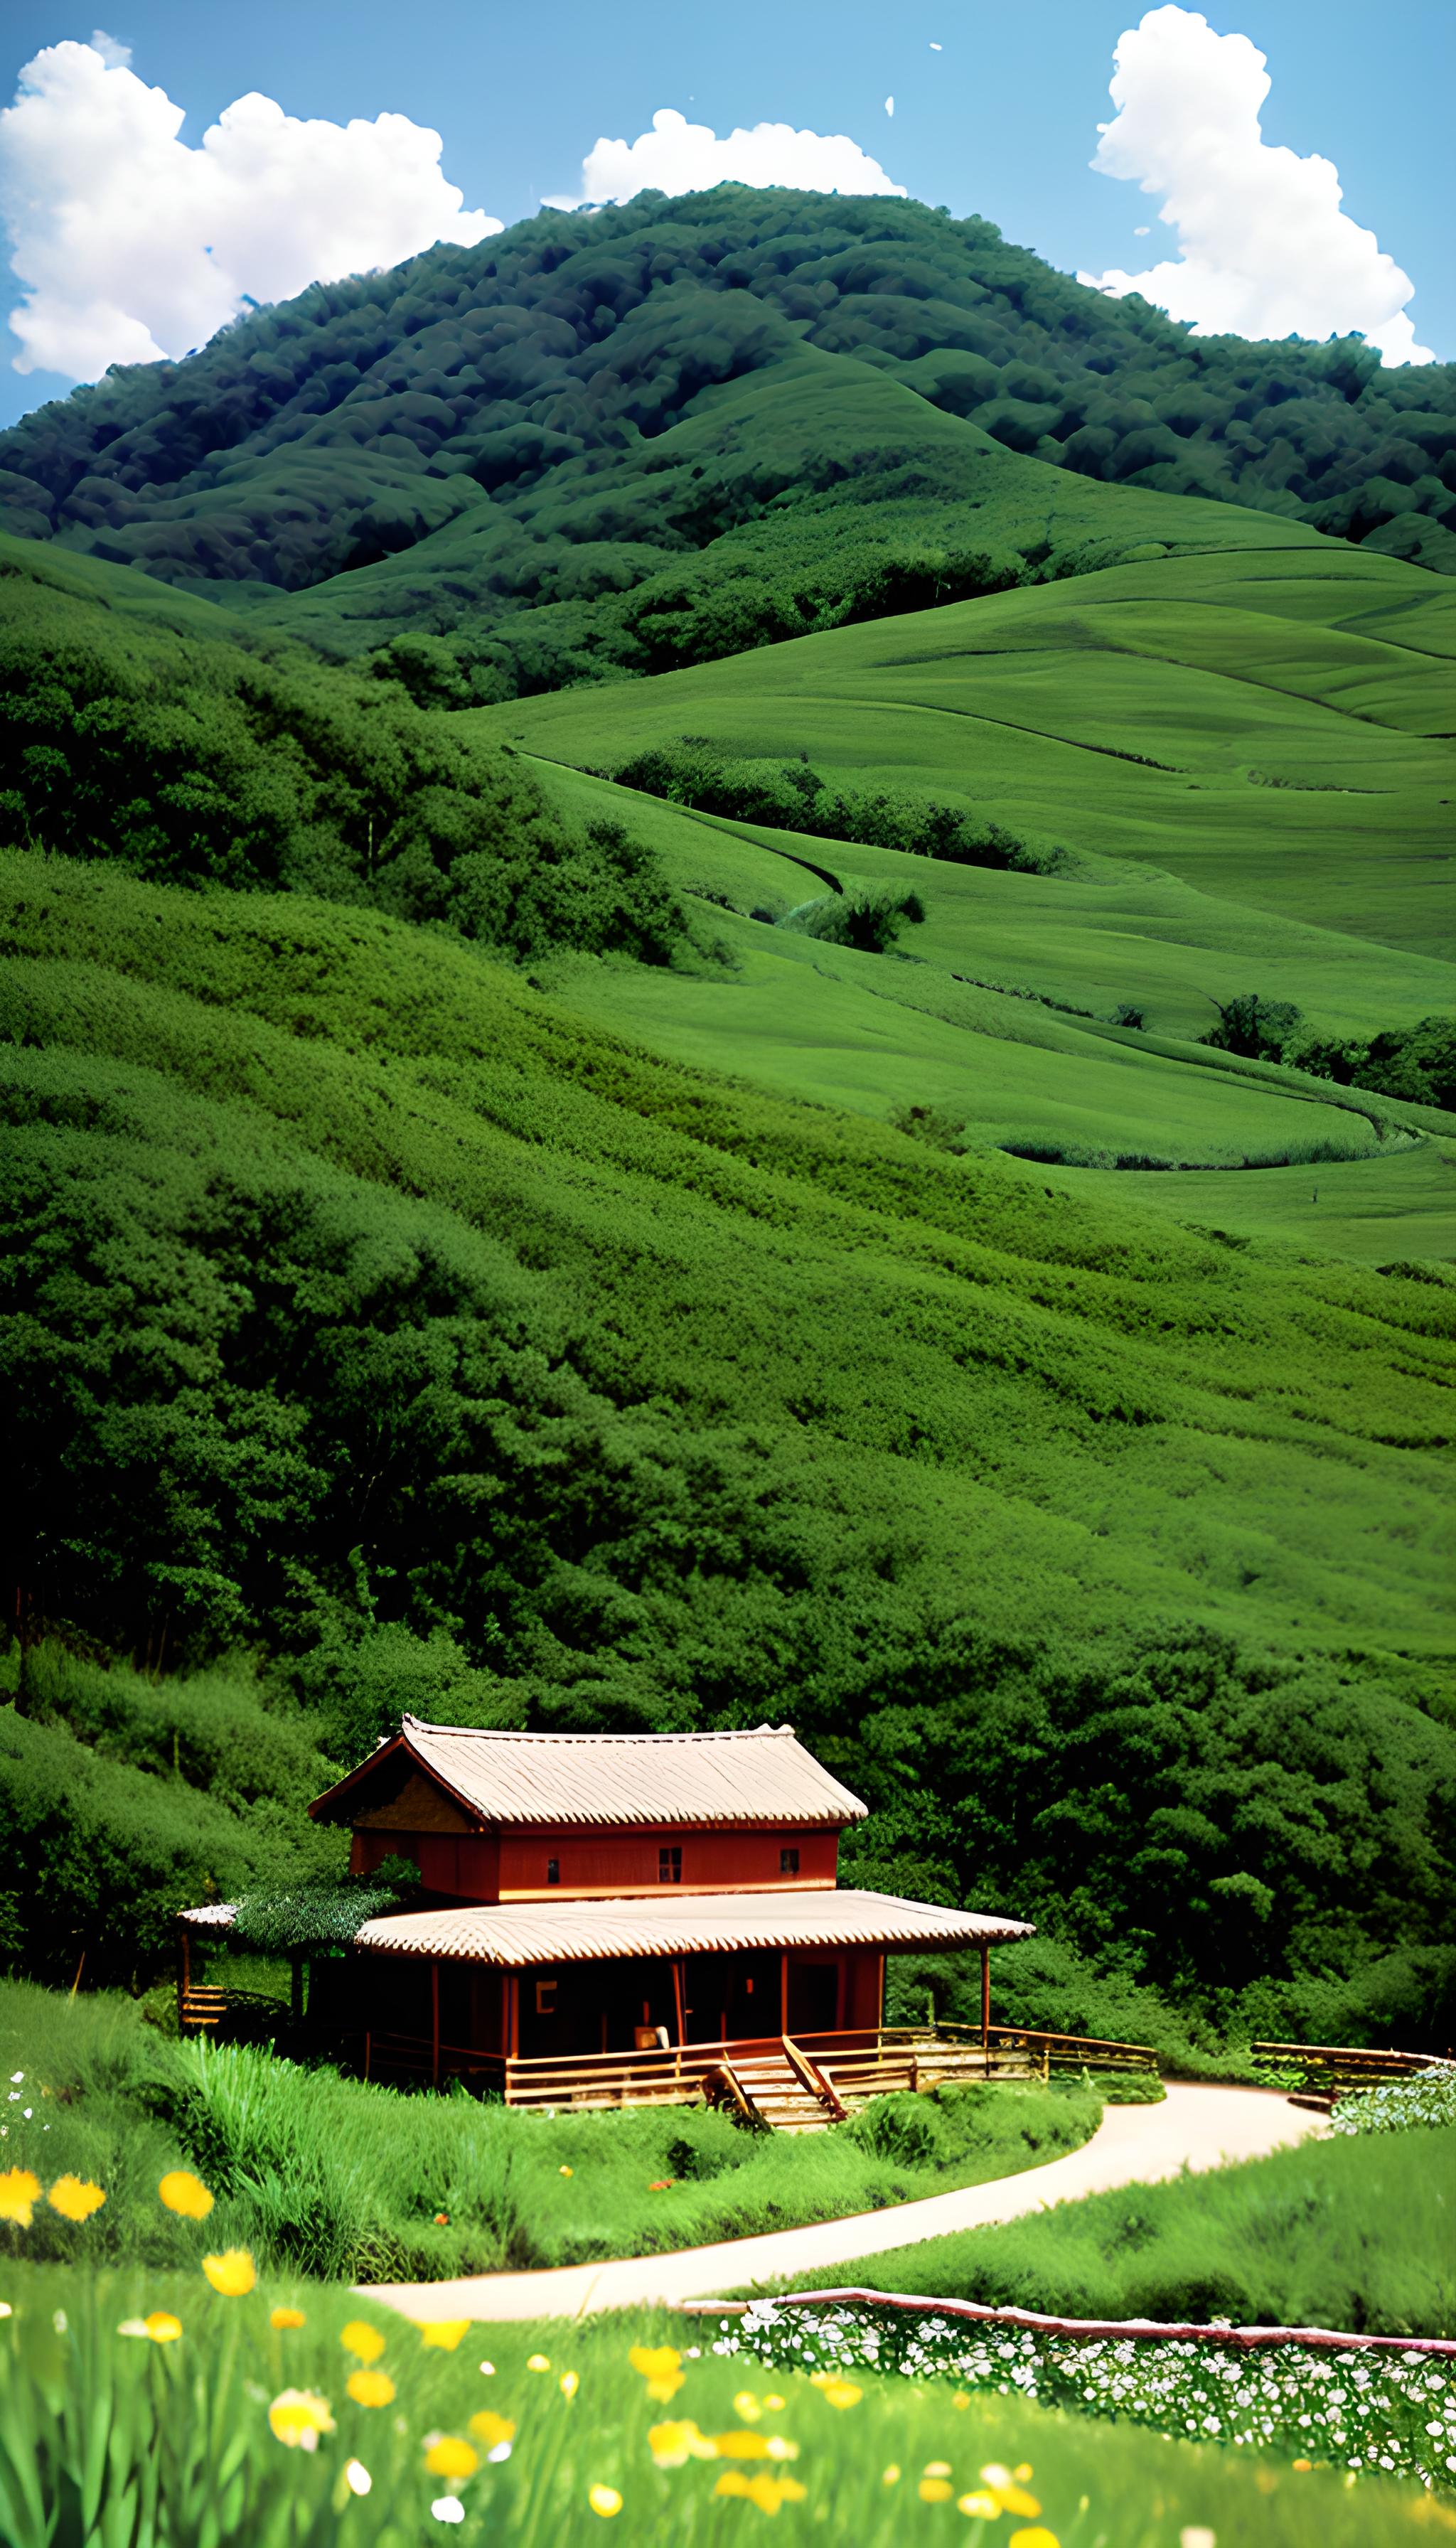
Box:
xmin=498 ymin=1824 xmax=839 ymax=1900
xmin=349 ymin=1822 xmax=838 ymax=1900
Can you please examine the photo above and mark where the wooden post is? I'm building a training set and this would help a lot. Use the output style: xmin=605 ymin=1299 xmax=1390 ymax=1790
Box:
xmin=508 ymin=1973 xmax=520 ymax=2060
xmin=980 ymin=1947 xmax=990 ymax=2057
xmin=430 ymin=1961 xmax=441 ymax=2087
xmin=779 ymin=1952 xmax=789 ymax=2039
xmin=672 ymin=1958 xmax=687 ymax=2048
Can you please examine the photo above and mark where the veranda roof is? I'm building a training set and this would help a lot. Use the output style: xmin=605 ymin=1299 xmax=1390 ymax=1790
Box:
xmin=348 ymin=1888 xmax=1033 ymax=1966
xmin=311 ymin=1718 xmax=868 ymax=1831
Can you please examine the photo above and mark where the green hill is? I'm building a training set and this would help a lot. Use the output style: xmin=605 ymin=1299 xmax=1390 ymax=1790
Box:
xmin=1 ymin=201 xmax=1453 ymax=2051
xmin=4 ymin=849 xmax=1452 ymax=2033
xmin=473 ymin=526 xmax=1455 ymax=1262
xmin=0 ymin=188 xmax=1451 ymax=714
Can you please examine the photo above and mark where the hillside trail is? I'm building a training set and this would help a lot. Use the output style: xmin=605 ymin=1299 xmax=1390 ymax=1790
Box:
xmin=365 ymin=2081 xmax=1322 ymax=2325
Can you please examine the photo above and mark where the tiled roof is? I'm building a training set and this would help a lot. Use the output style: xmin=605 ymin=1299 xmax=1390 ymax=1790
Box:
xmin=350 ymin=1888 xmax=1032 ymax=1964
xmin=312 ymin=1718 xmax=868 ymax=1830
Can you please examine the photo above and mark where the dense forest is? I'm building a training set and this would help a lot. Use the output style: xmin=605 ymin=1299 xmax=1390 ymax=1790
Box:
xmin=0 ymin=550 xmax=682 ymax=959
xmin=0 ymin=188 xmax=1450 ymax=706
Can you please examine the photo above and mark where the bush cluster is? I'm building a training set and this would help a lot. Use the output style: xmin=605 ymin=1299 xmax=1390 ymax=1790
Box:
xmin=607 ymin=740 xmax=1064 ymax=872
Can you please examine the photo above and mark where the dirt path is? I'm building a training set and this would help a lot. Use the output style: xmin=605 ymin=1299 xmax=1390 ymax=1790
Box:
xmin=365 ymin=2082 xmax=1322 ymax=2325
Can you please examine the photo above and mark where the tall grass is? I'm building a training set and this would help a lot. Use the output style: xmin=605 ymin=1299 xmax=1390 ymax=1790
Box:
xmin=0 ymin=1981 xmax=1098 ymax=2281
xmin=763 ymin=2127 xmax=1456 ymax=2340
xmin=0 ymin=2261 xmax=1435 ymax=2548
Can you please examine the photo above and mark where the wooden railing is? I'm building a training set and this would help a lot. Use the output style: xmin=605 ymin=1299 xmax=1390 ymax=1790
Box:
xmin=1251 ymin=2040 xmax=1449 ymax=2099
xmin=179 ymin=1985 xmax=287 ymax=2035
xmin=340 ymin=2021 xmax=1161 ymax=2112
xmin=783 ymin=2034 xmax=847 ymax=2120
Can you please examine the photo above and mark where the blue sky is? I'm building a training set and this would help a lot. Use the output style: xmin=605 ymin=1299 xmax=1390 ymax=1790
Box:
xmin=0 ymin=0 xmax=1450 ymax=430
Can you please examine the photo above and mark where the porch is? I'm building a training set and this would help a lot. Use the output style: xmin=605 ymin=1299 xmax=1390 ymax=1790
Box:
xmin=348 ymin=2020 xmax=1159 ymax=2129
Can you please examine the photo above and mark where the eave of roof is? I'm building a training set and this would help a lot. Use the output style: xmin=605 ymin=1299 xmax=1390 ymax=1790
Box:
xmin=348 ymin=1888 xmax=1034 ymax=1966
xmin=309 ymin=1718 xmax=868 ymax=1831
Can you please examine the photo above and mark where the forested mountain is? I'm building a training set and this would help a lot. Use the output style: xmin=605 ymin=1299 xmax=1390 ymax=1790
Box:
xmin=0 ymin=188 xmax=1451 ymax=707
xmin=1 ymin=188 xmax=1453 ymax=2055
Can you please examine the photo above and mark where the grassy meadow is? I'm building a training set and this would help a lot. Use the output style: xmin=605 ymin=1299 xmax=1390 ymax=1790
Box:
xmin=0 ymin=1982 xmax=1098 ymax=2284
xmin=746 ymin=2124 xmax=1456 ymax=2340
xmin=1 ymin=2261 xmax=1437 ymax=2548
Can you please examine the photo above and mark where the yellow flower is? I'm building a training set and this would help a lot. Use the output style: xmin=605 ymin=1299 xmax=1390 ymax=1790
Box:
xmin=647 ymin=2419 xmax=717 ymax=2468
xmin=1015 ymin=2468 xmax=1034 ymax=2483
xmin=560 ymin=2370 xmax=579 ymax=2400
xmin=762 ymin=2394 xmax=785 ymax=2412
xmin=714 ymin=2471 xmax=808 ymax=2513
xmin=269 ymin=2389 xmax=335 ymax=2451
xmin=1007 ymin=2533 xmax=1061 ymax=2548
xmin=421 ymin=2320 xmax=472 ymax=2351
xmin=201 ymin=2248 xmax=256 ymax=2297
xmin=958 ymin=2493 xmax=1002 ymax=2520
xmin=883 ymin=2465 xmax=901 ymax=2487
xmin=469 ymin=2411 xmax=517 ymax=2451
xmin=424 ymin=2436 xmax=479 ymax=2480
xmin=919 ymin=2478 xmax=954 ymax=2503
xmin=271 ymin=2306 xmax=306 ymax=2330
xmin=951 ymin=2392 xmax=971 ymax=2412
xmin=926 ymin=2463 xmax=953 ymax=2478
xmin=0 ymin=2168 xmax=41 ymax=2227
xmin=629 ymin=2343 xmax=683 ymax=2403
xmin=588 ymin=2485 xmax=623 ymax=2518
xmin=559 ymin=2165 xmax=574 ymax=2178
xmin=158 ymin=2170 xmax=213 ymax=2220
xmin=731 ymin=2388 xmax=764 ymax=2423
xmin=341 ymin=2319 xmax=388 ymax=2364
xmin=118 ymin=2310 xmax=183 ymax=2343
xmin=712 ymin=2431 xmax=772 ymax=2461
xmin=980 ymin=2466 xmax=1042 ymax=2519
xmin=809 ymin=2372 xmax=862 ymax=2410
xmin=47 ymin=2175 xmax=106 ymax=2223
xmin=526 ymin=2351 xmax=552 ymax=2372
xmin=346 ymin=2370 xmax=395 ymax=2409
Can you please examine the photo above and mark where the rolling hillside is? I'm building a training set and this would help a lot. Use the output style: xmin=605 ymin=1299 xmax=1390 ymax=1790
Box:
xmin=1 ymin=193 xmax=1452 ymax=2043
xmin=0 ymin=188 xmax=1451 ymax=712
xmin=478 ymin=528 xmax=1455 ymax=1260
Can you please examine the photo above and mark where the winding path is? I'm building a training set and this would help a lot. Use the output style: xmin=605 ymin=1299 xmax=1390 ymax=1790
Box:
xmin=366 ymin=2082 xmax=1322 ymax=2325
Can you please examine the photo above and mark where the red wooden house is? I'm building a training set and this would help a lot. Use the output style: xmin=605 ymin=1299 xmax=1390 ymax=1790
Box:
xmin=181 ymin=1716 xmax=1038 ymax=2127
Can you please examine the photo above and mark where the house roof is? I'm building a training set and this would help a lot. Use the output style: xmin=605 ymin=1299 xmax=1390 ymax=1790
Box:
xmin=348 ymin=1888 xmax=1032 ymax=1966
xmin=311 ymin=1718 xmax=868 ymax=1831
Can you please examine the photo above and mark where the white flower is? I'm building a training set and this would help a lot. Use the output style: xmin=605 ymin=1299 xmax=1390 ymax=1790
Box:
xmin=431 ymin=2501 xmax=465 ymax=2525
xmin=345 ymin=2461 xmax=372 ymax=2497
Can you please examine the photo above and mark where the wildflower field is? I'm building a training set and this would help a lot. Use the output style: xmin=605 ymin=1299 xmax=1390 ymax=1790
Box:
xmin=0 ymin=2256 xmax=1447 ymax=2548
xmin=1332 ymin=2069 xmax=1456 ymax=2139
xmin=719 ymin=2299 xmax=1456 ymax=2497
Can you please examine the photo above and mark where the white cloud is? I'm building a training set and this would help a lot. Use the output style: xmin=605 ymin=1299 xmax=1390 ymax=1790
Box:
xmin=1077 ymin=5 xmax=1432 ymax=365
xmin=884 ymin=97 xmax=894 ymax=119
xmin=89 ymin=29 xmax=131 ymax=70
xmin=0 ymin=38 xmax=501 ymax=381
xmin=546 ymin=106 xmax=904 ymax=210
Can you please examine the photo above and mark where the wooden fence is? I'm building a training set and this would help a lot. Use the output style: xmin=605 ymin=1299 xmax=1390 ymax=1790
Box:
xmin=1251 ymin=2040 xmax=1450 ymax=2100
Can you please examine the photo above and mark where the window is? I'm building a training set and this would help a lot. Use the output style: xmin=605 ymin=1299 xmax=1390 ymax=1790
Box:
xmin=546 ymin=1858 xmax=560 ymax=1885
xmin=535 ymin=1976 xmax=557 ymax=2015
xmin=780 ymin=1847 xmax=800 ymax=1875
xmin=659 ymin=1846 xmax=682 ymax=1884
